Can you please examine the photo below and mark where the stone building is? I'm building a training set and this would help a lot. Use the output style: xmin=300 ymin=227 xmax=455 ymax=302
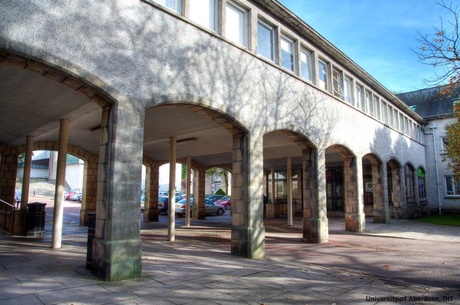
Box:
xmin=0 ymin=0 xmax=429 ymax=281
xmin=398 ymin=86 xmax=460 ymax=214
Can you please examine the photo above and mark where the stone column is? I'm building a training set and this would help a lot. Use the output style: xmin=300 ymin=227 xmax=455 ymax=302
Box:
xmin=20 ymin=136 xmax=33 ymax=210
xmin=192 ymin=168 xmax=206 ymax=220
xmin=287 ymin=156 xmax=293 ymax=226
xmin=302 ymin=149 xmax=328 ymax=243
xmin=52 ymin=118 xmax=69 ymax=249
xmin=92 ymin=103 xmax=144 ymax=281
xmin=80 ymin=154 xmax=99 ymax=226
xmin=0 ymin=146 xmax=21 ymax=234
xmin=371 ymin=161 xmax=386 ymax=223
xmin=343 ymin=156 xmax=365 ymax=233
xmin=143 ymin=160 xmax=159 ymax=223
xmin=381 ymin=163 xmax=390 ymax=223
xmin=231 ymin=133 xmax=265 ymax=259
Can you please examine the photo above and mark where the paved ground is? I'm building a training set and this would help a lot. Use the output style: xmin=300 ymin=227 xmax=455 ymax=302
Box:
xmin=1 ymin=200 xmax=460 ymax=304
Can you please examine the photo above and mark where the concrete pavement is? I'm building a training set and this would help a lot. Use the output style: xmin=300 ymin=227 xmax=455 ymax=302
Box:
xmin=1 ymin=212 xmax=460 ymax=305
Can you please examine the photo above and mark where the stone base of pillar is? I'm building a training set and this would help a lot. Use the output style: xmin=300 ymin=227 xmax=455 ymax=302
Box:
xmin=373 ymin=209 xmax=390 ymax=224
xmin=302 ymin=217 xmax=328 ymax=243
xmin=265 ymin=203 xmax=275 ymax=218
xmin=12 ymin=210 xmax=27 ymax=236
xmin=92 ymin=238 xmax=142 ymax=281
xmin=231 ymin=225 xmax=265 ymax=259
xmin=345 ymin=212 xmax=365 ymax=233
xmin=192 ymin=206 xmax=206 ymax=220
xmin=144 ymin=207 xmax=159 ymax=223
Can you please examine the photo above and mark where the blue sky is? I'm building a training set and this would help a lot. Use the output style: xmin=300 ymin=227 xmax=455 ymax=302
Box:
xmin=278 ymin=0 xmax=453 ymax=93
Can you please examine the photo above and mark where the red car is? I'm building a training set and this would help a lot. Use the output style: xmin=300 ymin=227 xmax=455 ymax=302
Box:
xmin=215 ymin=197 xmax=231 ymax=210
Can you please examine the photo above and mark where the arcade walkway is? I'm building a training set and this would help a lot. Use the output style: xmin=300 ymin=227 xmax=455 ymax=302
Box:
xmin=1 ymin=215 xmax=459 ymax=304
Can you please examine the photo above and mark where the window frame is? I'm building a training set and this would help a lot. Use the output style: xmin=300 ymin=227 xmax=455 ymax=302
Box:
xmin=257 ymin=19 xmax=276 ymax=62
xmin=189 ymin=0 xmax=220 ymax=32
xmin=225 ymin=1 xmax=249 ymax=48
xmin=151 ymin=0 xmax=183 ymax=13
xmin=280 ymin=34 xmax=296 ymax=72
xmin=318 ymin=59 xmax=329 ymax=91
xmin=300 ymin=47 xmax=314 ymax=82
xmin=332 ymin=68 xmax=344 ymax=99
xmin=445 ymin=176 xmax=460 ymax=196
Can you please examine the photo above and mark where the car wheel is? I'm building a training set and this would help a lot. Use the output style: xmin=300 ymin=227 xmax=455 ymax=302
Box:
xmin=217 ymin=208 xmax=224 ymax=216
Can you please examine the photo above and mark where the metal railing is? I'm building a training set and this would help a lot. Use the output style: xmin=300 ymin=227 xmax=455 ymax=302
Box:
xmin=0 ymin=198 xmax=15 ymax=232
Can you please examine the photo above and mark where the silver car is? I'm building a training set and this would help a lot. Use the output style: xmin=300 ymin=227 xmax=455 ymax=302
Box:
xmin=175 ymin=198 xmax=225 ymax=217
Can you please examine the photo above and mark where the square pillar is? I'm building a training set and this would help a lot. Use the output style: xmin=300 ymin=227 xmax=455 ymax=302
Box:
xmin=343 ymin=157 xmax=365 ymax=233
xmin=92 ymin=104 xmax=144 ymax=281
xmin=302 ymin=149 xmax=328 ymax=243
xmin=231 ymin=133 xmax=265 ymax=259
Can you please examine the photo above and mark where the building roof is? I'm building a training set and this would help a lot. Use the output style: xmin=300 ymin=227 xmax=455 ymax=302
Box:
xmin=397 ymin=85 xmax=460 ymax=120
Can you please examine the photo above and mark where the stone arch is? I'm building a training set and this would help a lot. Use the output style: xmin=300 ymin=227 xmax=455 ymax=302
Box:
xmin=325 ymin=144 xmax=364 ymax=232
xmin=362 ymin=153 xmax=386 ymax=223
xmin=0 ymin=52 xmax=112 ymax=108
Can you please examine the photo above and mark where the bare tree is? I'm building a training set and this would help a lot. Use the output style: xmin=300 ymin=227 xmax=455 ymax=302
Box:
xmin=415 ymin=0 xmax=460 ymax=95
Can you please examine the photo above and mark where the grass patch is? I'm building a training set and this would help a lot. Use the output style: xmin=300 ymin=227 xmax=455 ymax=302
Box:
xmin=418 ymin=214 xmax=460 ymax=226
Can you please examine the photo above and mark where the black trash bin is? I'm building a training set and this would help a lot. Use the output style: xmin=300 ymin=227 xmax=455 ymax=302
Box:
xmin=26 ymin=202 xmax=46 ymax=236
xmin=86 ymin=212 xmax=96 ymax=269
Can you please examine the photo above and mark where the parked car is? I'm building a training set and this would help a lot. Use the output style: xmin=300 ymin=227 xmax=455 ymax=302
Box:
xmin=65 ymin=189 xmax=80 ymax=201
xmin=205 ymin=194 xmax=227 ymax=203
xmin=215 ymin=196 xmax=231 ymax=210
xmin=69 ymin=191 xmax=82 ymax=202
xmin=175 ymin=198 xmax=225 ymax=217
xmin=158 ymin=197 xmax=168 ymax=215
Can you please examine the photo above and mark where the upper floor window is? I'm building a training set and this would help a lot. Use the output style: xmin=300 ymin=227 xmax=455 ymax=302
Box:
xmin=332 ymin=68 xmax=343 ymax=98
xmin=257 ymin=20 xmax=276 ymax=62
xmin=189 ymin=0 xmax=219 ymax=32
xmin=280 ymin=35 xmax=296 ymax=72
xmin=225 ymin=1 xmax=248 ymax=47
xmin=344 ymin=77 xmax=352 ymax=104
xmin=318 ymin=60 xmax=329 ymax=91
xmin=373 ymin=96 xmax=381 ymax=120
xmin=300 ymin=48 xmax=313 ymax=82
xmin=364 ymin=91 xmax=372 ymax=114
xmin=355 ymin=85 xmax=363 ymax=110
xmin=152 ymin=0 xmax=182 ymax=13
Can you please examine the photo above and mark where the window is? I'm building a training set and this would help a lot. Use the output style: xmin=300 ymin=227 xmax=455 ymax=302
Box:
xmin=441 ymin=137 xmax=449 ymax=153
xmin=152 ymin=0 xmax=182 ymax=13
xmin=344 ymin=77 xmax=352 ymax=104
xmin=225 ymin=2 xmax=248 ymax=47
xmin=332 ymin=68 xmax=343 ymax=98
xmin=405 ymin=164 xmax=415 ymax=204
xmin=373 ymin=96 xmax=380 ymax=119
xmin=355 ymin=85 xmax=363 ymax=110
xmin=318 ymin=60 xmax=329 ymax=90
xmin=382 ymin=102 xmax=388 ymax=123
xmin=257 ymin=20 xmax=275 ymax=62
xmin=300 ymin=48 xmax=313 ymax=82
xmin=189 ymin=0 xmax=219 ymax=31
xmin=365 ymin=91 xmax=372 ymax=114
xmin=445 ymin=176 xmax=460 ymax=196
xmin=280 ymin=36 xmax=295 ymax=72
xmin=418 ymin=168 xmax=427 ymax=201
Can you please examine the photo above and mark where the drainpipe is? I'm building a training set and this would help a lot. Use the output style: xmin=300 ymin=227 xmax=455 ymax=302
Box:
xmin=425 ymin=124 xmax=442 ymax=214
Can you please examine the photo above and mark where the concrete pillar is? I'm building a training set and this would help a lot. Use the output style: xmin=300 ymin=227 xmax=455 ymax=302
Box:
xmin=302 ymin=149 xmax=328 ymax=243
xmin=185 ymin=156 xmax=192 ymax=226
xmin=287 ymin=156 xmax=293 ymax=226
xmin=231 ymin=132 xmax=265 ymax=259
xmin=92 ymin=104 xmax=143 ymax=281
xmin=168 ymin=137 xmax=176 ymax=242
xmin=343 ymin=156 xmax=365 ymax=233
xmin=20 ymin=136 xmax=33 ymax=211
xmin=52 ymin=118 xmax=69 ymax=249
xmin=270 ymin=167 xmax=275 ymax=204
